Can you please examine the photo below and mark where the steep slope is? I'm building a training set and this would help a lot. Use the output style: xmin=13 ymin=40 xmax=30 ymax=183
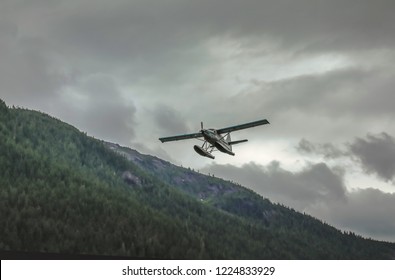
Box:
xmin=106 ymin=142 xmax=395 ymax=259
xmin=1 ymin=99 xmax=394 ymax=259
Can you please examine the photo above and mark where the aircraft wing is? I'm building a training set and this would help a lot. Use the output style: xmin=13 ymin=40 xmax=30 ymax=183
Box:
xmin=159 ymin=132 xmax=203 ymax=143
xmin=217 ymin=119 xmax=269 ymax=134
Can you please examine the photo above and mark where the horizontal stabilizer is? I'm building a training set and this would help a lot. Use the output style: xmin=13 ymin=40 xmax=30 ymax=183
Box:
xmin=228 ymin=139 xmax=248 ymax=145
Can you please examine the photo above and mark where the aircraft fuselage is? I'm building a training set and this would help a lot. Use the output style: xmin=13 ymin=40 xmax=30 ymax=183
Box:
xmin=202 ymin=129 xmax=235 ymax=156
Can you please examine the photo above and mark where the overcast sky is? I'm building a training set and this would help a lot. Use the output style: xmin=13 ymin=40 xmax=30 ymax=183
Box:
xmin=1 ymin=0 xmax=395 ymax=242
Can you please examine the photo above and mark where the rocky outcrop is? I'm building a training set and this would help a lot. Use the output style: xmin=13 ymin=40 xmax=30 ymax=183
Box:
xmin=122 ymin=171 xmax=141 ymax=186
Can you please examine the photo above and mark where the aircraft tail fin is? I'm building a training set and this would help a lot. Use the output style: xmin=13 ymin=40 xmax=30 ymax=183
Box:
xmin=226 ymin=134 xmax=232 ymax=151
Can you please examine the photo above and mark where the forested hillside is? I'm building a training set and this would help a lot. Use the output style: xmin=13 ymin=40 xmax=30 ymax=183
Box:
xmin=1 ymin=99 xmax=394 ymax=259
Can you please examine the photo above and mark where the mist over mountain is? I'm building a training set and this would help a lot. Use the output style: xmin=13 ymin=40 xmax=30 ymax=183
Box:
xmin=1 ymin=99 xmax=394 ymax=259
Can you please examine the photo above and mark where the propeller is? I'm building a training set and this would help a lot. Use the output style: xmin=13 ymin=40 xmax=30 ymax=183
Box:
xmin=201 ymin=121 xmax=204 ymax=131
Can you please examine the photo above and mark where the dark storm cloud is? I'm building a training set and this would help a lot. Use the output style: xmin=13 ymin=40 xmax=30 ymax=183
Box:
xmin=297 ymin=133 xmax=395 ymax=184
xmin=224 ymin=66 xmax=395 ymax=143
xmin=60 ymin=0 xmax=393 ymax=54
xmin=203 ymin=161 xmax=395 ymax=241
xmin=3 ymin=0 xmax=395 ymax=115
xmin=58 ymin=74 xmax=137 ymax=145
xmin=132 ymin=0 xmax=394 ymax=53
xmin=311 ymin=188 xmax=395 ymax=242
xmin=297 ymin=139 xmax=347 ymax=159
xmin=203 ymin=161 xmax=347 ymax=211
xmin=5 ymin=0 xmax=392 ymax=95
xmin=0 ymin=21 xmax=68 ymax=107
xmin=45 ymin=0 xmax=215 ymax=86
xmin=2 ymin=0 xmax=394 ymax=173
xmin=349 ymin=133 xmax=395 ymax=182
xmin=340 ymin=189 xmax=395 ymax=241
xmin=234 ymin=67 xmax=395 ymax=119
xmin=152 ymin=104 xmax=189 ymax=135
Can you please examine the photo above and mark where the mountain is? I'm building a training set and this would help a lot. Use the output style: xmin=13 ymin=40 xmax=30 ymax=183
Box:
xmin=1 ymin=99 xmax=394 ymax=259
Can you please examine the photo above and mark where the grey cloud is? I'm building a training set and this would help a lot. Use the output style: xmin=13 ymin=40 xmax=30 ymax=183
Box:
xmin=237 ymin=67 xmax=395 ymax=118
xmin=297 ymin=138 xmax=319 ymax=154
xmin=7 ymin=0 xmax=394 ymax=94
xmin=3 ymin=0 xmax=395 ymax=116
xmin=54 ymin=0 xmax=395 ymax=70
xmin=225 ymin=66 xmax=395 ymax=143
xmin=68 ymin=0 xmax=394 ymax=53
xmin=204 ymin=160 xmax=395 ymax=242
xmin=46 ymin=0 xmax=214 ymax=86
xmin=2 ymin=0 xmax=394 ymax=153
xmin=203 ymin=161 xmax=347 ymax=211
xmin=143 ymin=0 xmax=395 ymax=54
xmin=0 ymin=28 xmax=68 ymax=108
xmin=311 ymin=188 xmax=395 ymax=242
xmin=58 ymin=74 xmax=136 ymax=146
xmin=296 ymin=133 xmax=395 ymax=185
xmin=152 ymin=104 xmax=189 ymax=135
xmin=349 ymin=133 xmax=395 ymax=182
xmin=297 ymin=138 xmax=347 ymax=159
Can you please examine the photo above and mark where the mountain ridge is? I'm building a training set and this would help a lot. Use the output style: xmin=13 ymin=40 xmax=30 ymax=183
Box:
xmin=1 ymin=99 xmax=394 ymax=259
